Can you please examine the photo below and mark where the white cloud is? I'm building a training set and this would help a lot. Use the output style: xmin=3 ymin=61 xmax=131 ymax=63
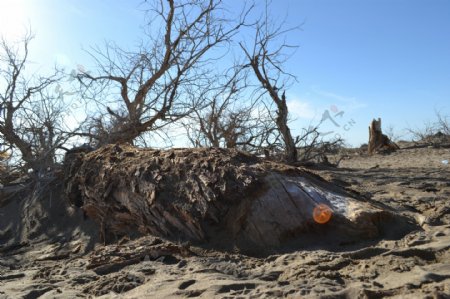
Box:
xmin=287 ymin=98 xmax=317 ymax=120
xmin=310 ymin=86 xmax=367 ymax=111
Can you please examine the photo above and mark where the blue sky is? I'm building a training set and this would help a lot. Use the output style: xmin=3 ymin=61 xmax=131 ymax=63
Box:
xmin=1 ymin=0 xmax=449 ymax=146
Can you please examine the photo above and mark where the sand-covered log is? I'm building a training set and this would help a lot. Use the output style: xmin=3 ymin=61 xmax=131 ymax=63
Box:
xmin=64 ymin=144 xmax=413 ymax=254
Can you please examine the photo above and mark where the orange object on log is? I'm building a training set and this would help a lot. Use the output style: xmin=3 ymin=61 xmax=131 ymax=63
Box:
xmin=313 ymin=204 xmax=333 ymax=224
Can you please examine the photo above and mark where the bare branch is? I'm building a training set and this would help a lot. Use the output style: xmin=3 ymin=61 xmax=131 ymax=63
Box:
xmin=77 ymin=0 xmax=252 ymax=146
xmin=0 ymin=35 xmax=68 ymax=173
xmin=239 ymin=10 xmax=300 ymax=163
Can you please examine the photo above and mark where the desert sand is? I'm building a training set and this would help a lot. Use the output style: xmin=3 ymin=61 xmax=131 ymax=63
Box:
xmin=0 ymin=145 xmax=449 ymax=298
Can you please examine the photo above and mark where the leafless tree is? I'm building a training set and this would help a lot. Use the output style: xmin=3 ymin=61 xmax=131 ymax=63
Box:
xmin=185 ymin=67 xmax=279 ymax=153
xmin=239 ymin=9 xmax=300 ymax=163
xmin=0 ymin=34 xmax=68 ymax=174
xmin=77 ymin=0 xmax=252 ymax=147
xmin=238 ymin=7 xmax=348 ymax=164
xmin=295 ymin=124 xmax=345 ymax=164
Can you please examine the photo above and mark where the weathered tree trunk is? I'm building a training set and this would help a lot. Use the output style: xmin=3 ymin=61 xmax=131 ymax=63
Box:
xmin=277 ymin=92 xmax=298 ymax=164
xmin=368 ymin=118 xmax=399 ymax=155
xmin=64 ymin=144 xmax=412 ymax=255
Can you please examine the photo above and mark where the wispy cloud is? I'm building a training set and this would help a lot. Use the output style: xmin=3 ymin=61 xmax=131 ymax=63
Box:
xmin=287 ymin=97 xmax=317 ymax=120
xmin=310 ymin=86 xmax=367 ymax=111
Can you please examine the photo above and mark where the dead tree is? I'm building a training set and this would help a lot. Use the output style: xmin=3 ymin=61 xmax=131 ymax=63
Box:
xmin=77 ymin=0 xmax=251 ymax=147
xmin=0 ymin=34 xmax=68 ymax=173
xmin=185 ymin=68 xmax=279 ymax=153
xmin=368 ymin=118 xmax=399 ymax=154
xmin=240 ymin=13 xmax=299 ymax=163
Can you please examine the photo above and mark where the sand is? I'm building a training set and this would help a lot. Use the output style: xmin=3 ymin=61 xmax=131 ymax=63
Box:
xmin=0 ymin=145 xmax=449 ymax=298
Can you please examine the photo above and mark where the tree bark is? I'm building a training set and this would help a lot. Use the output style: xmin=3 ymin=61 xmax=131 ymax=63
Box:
xmin=277 ymin=92 xmax=298 ymax=163
xmin=64 ymin=144 xmax=413 ymax=255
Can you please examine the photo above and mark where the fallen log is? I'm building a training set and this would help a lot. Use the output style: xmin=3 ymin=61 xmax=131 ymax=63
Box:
xmin=64 ymin=144 xmax=414 ymax=254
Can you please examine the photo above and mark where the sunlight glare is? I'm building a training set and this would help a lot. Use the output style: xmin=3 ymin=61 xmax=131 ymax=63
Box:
xmin=0 ymin=0 xmax=29 ymax=40
xmin=313 ymin=204 xmax=333 ymax=224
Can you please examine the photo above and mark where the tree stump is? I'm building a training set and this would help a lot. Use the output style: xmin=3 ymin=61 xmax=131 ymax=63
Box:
xmin=368 ymin=118 xmax=399 ymax=154
xmin=64 ymin=144 xmax=413 ymax=255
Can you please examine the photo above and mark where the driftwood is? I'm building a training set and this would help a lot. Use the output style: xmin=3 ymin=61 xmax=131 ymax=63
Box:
xmin=368 ymin=118 xmax=399 ymax=154
xmin=64 ymin=144 xmax=413 ymax=254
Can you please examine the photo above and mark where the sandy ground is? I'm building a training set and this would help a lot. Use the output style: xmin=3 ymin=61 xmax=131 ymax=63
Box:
xmin=0 ymin=146 xmax=449 ymax=298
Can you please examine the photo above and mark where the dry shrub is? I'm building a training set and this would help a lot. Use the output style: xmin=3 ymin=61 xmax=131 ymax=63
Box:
xmin=407 ymin=111 xmax=450 ymax=146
